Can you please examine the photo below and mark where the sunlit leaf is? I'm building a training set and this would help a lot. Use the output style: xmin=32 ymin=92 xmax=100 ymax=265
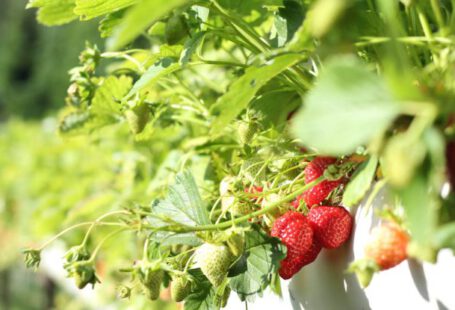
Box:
xmin=210 ymin=53 xmax=305 ymax=135
xmin=291 ymin=56 xmax=400 ymax=155
xmin=342 ymin=155 xmax=378 ymax=207
xmin=74 ymin=0 xmax=137 ymax=20
xmin=229 ymin=228 xmax=285 ymax=301
xmin=27 ymin=0 xmax=77 ymax=26
xmin=107 ymin=0 xmax=191 ymax=51
xmin=148 ymin=170 xmax=210 ymax=227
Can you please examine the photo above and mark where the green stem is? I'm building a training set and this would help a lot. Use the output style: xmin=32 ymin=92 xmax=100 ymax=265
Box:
xmin=38 ymin=223 xmax=92 ymax=250
xmin=355 ymin=36 xmax=453 ymax=47
xmin=81 ymin=210 xmax=130 ymax=246
xmin=414 ymin=8 xmax=432 ymax=40
xmin=38 ymin=221 xmax=125 ymax=251
xmin=430 ymin=0 xmax=445 ymax=32
xmin=88 ymin=228 xmax=129 ymax=263
xmin=101 ymin=52 xmax=145 ymax=73
xmin=143 ymin=236 xmax=150 ymax=261
xmin=199 ymin=59 xmax=248 ymax=68
xmin=208 ymin=0 xmax=310 ymax=92
xmin=144 ymin=177 xmax=324 ymax=233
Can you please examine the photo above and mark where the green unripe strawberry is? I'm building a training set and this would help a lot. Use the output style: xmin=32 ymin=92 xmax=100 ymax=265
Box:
xmin=221 ymin=195 xmax=253 ymax=216
xmin=137 ymin=268 xmax=164 ymax=300
xmin=125 ymin=103 xmax=149 ymax=134
xmin=230 ymin=201 xmax=254 ymax=216
xmin=165 ymin=15 xmax=188 ymax=45
xmin=237 ymin=120 xmax=259 ymax=145
xmin=241 ymin=157 xmax=266 ymax=183
xmin=171 ymin=276 xmax=191 ymax=302
xmin=219 ymin=176 xmax=251 ymax=216
xmin=71 ymin=264 xmax=99 ymax=289
xmin=195 ymin=243 xmax=233 ymax=287
xmin=64 ymin=245 xmax=90 ymax=265
xmin=221 ymin=194 xmax=236 ymax=213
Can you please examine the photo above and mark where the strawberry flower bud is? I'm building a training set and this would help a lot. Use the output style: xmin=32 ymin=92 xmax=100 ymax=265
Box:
xmin=23 ymin=249 xmax=41 ymax=270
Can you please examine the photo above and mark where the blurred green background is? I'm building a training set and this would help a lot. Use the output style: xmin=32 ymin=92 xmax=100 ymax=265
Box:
xmin=0 ymin=1 xmax=178 ymax=309
xmin=0 ymin=0 xmax=99 ymax=119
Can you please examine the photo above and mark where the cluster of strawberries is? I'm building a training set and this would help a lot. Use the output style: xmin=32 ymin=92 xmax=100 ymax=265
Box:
xmin=271 ymin=157 xmax=354 ymax=279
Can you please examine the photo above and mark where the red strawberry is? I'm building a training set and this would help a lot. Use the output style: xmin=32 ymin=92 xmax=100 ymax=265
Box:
xmin=271 ymin=211 xmax=313 ymax=279
xmin=364 ymin=223 xmax=409 ymax=270
xmin=304 ymin=157 xmax=336 ymax=183
xmin=302 ymin=182 xmax=341 ymax=207
xmin=446 ymin=141 xmax=455 ymax=189
xmin=307 ymin=206 xmax=353 ymax=249
xmin=303 ymin=157 xmax=342 ymax=207
xmin=299 ymin=238 xmax=322 ymax=267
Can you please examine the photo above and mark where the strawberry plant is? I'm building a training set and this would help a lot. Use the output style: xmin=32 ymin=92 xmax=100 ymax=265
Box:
xmin=17 ymin=0 xmax=455 ymax=308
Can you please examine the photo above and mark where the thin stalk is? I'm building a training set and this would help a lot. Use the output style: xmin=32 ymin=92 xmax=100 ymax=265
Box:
xmin=430 ymin=0 xmax=445 ymax=32
xmin=417 ymin=6 xmax=438 ymax=62
xmin=38 ymin=221 xmax=125 ymax=250
xmin=81 ymin=210 xmax=130 ymax=246
xmin=143 ymin=177 xmax=324 ymax=233
xmin=88 ymin=228 xmax=129 ymax=263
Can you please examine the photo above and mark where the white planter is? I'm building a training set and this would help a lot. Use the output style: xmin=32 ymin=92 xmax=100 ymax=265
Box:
xmin=226 ymin=188 xmax=455 ymax=310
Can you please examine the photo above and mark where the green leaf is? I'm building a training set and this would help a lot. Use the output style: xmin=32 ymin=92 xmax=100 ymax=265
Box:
xmin=185 ymin=269 xmax=216 ymax=310
xmin=148 ymin=170 xmax=210 ymax=227
xmin=126 ymin=58 xmax=180 ymax=98
xmin=180 ymin=31 xmax=206 ymax=65
xmin=433 ymin=223 xmax=455 ymax=250
xmin=218 ymin=0 xmax=283 ymax=15
xmin=57 ymin=75 xmax=130 ymax=135
xmin=74 ymin=0 xmax=137 ymax=20
xmin=398 ymin=169 xmax=438 ymax=261
xmin=229 ymin=227 xmax=285 ymax=301
xmin=99 ymin=10 xmax=125 ymax=38
xmin=342 ymin=155 xmax=378 ymax=207
xmin=27 ymin=0 xmax=77 ymax=26
xmin=58 ymin=110 xmax=92 ymax=134
xmin=91 ymin=75 xmax=132 ymax=115
xmin=382 ymin=132 xmax=427 ymax=188
xmin=423 ymin=127 xmax=447 ymax=189
xmin=309 ymin=0 xmax=350 ymax=38
xmin=274 ymin=0 xmax=305 ymax=46
xmin=291 ymin=56 xmax=400 ymax=155
xmin=107 ymin=0 xmax=191 ymax=51
xmin=210 ymin=53 xmax=304 ymax=135
xmin=250 ymin=90 xmax=300 ymax=127
xmin=58 ymin=110 xmax=117 ymax=135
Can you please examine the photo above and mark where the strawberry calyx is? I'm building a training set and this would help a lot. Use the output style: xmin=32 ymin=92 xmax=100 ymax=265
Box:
xmin=347 ymin=258 xmax=380 ymax=288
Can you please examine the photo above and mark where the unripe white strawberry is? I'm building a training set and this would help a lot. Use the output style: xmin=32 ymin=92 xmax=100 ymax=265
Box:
xmin=195 ymin=243 xmax=233 ymax=287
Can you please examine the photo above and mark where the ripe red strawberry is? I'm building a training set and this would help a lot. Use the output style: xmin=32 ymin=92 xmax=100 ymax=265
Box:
xmin=364 ymin=223 xmax=409 ymax=270
xmin=271 ymin=211 xmax=313 ymax=279
xmin=303 ymin=157 xmax=342 ymax=207
xmin=307 ymin=206 xmax=353 ymax=249
xmin=300 ymin=238 xmax=322 ymax=267
xmin=304 ymin=157 xmax=336 ymax=183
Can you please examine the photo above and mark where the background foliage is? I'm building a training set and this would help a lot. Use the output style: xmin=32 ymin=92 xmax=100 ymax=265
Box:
xmin=2 ymin=0 xmax=455 ymax=309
